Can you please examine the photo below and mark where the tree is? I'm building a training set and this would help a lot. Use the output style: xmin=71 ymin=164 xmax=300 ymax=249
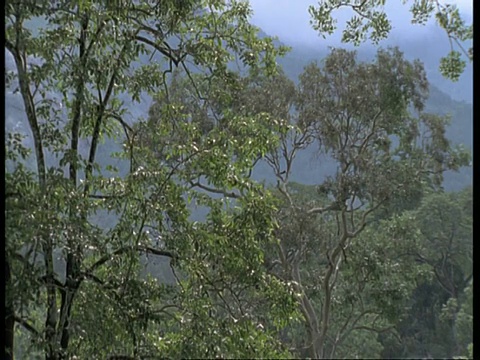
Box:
xmin=5 ymin=1 xmax=472 ymax=358
xmin=309 ymin=0 xmax=473 ymax=81
xmin=257 ymin=47 xmax=470 ymax=358
xmin=385 ymin=187 xmax=473 ymax=359
xmin=451 ymin=279 xmax=473 ymax=359
xmin=5 ymin=0 xmax=296 ymax=358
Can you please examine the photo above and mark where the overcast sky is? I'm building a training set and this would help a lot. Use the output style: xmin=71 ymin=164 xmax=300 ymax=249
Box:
xmin=248 ymin=0 xmax=473 ymax=47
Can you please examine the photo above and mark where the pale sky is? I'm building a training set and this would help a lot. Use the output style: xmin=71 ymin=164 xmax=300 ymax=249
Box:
xmin=248 ymin=0 xmax=473 ymax=47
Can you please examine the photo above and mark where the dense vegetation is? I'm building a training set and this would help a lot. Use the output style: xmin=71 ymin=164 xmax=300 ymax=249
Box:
xmin=5 ymin=0 xmax=472 ymax=359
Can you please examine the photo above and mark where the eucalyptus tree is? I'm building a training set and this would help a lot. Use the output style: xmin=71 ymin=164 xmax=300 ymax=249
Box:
xmin=5 ymin=0 xmax=296 ymax=358
xmin=259 ymin=48 xmax=470 ymax=359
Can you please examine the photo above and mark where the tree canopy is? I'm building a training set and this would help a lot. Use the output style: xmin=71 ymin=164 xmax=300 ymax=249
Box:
xmin=5 ymin=0 xmax=472 ymax=359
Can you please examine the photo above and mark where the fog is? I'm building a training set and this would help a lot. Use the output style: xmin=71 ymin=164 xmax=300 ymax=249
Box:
xmin=247 ymin=0 xmax=473 ymax=103
xmin=248 ymin=0 xmax=473 ymax=48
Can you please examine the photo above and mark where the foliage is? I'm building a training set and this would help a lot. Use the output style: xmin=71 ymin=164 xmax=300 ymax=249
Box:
xmin=5 ymin=0 xmax=296 ymax=358
xmin=309 ymin=0 xmax=472 ymax=81
xmin=251 ymin=47 xmax=469 ymax=358
xmin=387 ymin=187 xmax=473 ymax=359
xmin=5 ymin=1 xmax=472 ymax=359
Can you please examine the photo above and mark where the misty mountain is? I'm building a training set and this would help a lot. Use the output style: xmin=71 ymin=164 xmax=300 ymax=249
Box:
xmin=256 ymin=13 xmax=473 ymax=104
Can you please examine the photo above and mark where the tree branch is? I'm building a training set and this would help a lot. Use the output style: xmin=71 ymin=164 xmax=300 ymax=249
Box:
xmin=14 ymin=316 xmax=40 ymax=336
xmin=87 ymin=245 xmax=178 ymax=274
xmin=136 ymin=35 xmax=183 ymax=66
xmin=189 ymin=180 xmax=241 ymax=198
xmin=307 ymin=202 xmax=342 ymax=215
xmin=106 ymin=112 xmax=133 ymax=141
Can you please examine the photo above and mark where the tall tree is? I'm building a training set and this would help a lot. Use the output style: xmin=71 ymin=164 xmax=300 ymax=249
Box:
xmin=258 ymin=48 xmax=469 ymax=359
xmin=5 ymin=0 xmax=295 ymax=358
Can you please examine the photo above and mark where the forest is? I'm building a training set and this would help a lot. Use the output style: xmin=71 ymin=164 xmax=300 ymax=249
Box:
xmin=5 ymin=0 xmax=472 ymax=359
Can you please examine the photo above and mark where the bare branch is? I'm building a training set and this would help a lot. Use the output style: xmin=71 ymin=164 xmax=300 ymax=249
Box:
xmin=307 ymin=202 xmax=342 ymax=215
xmin=136 ymin=35 xmax=183 ymax=66
xmin=189 ymin=180 xmax=241 ymax=199
xmin=106 ymin=112 xmax=133 ymax=141
xmin=347 ymin=199 xmax=385 ymax=238
xmin=143 ymin=246 xmax=178 ymax=259
xmin=87 ymin=246 xmax=178 ymax=274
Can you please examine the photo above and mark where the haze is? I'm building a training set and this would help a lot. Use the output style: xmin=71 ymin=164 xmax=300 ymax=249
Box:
xmin=248 ymin=0 xmax=473 ymax=47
